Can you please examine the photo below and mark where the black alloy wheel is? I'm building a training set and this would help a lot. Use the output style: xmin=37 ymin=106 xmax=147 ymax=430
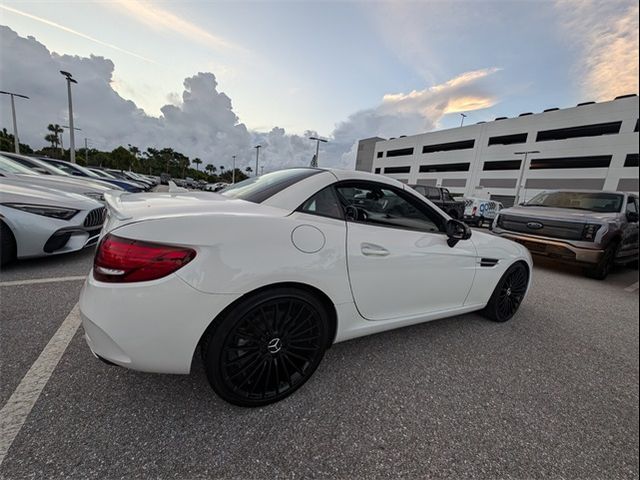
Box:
xmin=482 ymin=262 xmax=529 ymax=322
xmin=0 ymin=221 xmax=17 ymax=268
xmin=586 ymin=241 xmax=619 ymax=280
xmin=204 ymin=288 xmax=329 ymax=407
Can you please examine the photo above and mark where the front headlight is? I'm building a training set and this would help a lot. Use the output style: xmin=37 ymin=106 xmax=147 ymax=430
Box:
xmin=582 ymin=223 xmax=603 ymax=241
xmin=83 ymin=192 xmax=105 ymax=202
xmin=3 ymin=203 xmax=79 ymax=220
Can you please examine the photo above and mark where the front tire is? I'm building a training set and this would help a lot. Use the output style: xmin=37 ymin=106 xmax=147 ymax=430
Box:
xmin=203 ymin=288 xmax=330 ymax=407
xmin=586 ymin=241 xmax=619 ymax=280
xmin=481 ymin=262 xmax=529 ymax=322
xmin=0 ymin=221 xmax=17 ymax=268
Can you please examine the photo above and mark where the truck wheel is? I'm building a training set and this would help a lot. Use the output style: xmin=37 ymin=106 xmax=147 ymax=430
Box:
xmin=586 ymin=241 xmax=619 ymax=280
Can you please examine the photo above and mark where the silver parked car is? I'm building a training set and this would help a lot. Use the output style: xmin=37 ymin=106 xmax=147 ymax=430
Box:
xmin=492 ymin=190 xmax=639 ymax=279
xmin=0 ymin=178 xmax=106 ymax=266
xmin=0 ymin=155 xmax=121 ymax=202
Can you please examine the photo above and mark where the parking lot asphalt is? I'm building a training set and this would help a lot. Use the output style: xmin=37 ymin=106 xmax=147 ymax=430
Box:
xmin=0 ymin=249 xmax=638 ymax=479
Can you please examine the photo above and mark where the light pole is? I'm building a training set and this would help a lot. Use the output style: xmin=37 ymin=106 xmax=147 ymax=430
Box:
xmin=309 ymin=136 xmax=328 ymax=167
xmin=254 ymin=145 xmax=261 ymax=176
xmin=60 ymin=71 xmax=78 ymax=163
xmin=459 ymin=113 xmax=467 ymax=127
xmin=0 ymin=90 xmax=29 ymax=153
xmin=232 ymin=155 xmax=236 ymax=184
xmin=514 ymin=150 xmax=540 ymax=205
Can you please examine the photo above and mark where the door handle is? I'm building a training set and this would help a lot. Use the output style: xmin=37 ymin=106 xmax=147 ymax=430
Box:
xmin=361 ymin=242 xmax=390 ymax=257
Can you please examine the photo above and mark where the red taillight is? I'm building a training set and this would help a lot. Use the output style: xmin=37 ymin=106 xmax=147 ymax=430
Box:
xmin=472 ymin=206 xmax=477 ymax=216
xmin=93 ymin=234 xmax=196 ymax=283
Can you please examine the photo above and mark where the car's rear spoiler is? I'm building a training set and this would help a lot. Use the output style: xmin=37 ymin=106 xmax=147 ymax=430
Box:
xmin=104 ymin=191 xmax=132 ymax=221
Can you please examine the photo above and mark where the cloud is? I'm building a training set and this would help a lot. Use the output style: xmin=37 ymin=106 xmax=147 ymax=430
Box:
xmin=0 ymin=4 xmax=155 ymax=63
xmin=109 ymin=0 xmax=245 ymax=54
xmin=0 ymin=26 xmax=498 ymax=172
xmin=554 ymin=0 xmax=639 ymax=100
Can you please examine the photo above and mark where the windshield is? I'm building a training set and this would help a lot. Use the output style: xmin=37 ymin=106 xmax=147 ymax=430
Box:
xmin=526 ymin=191 xmax=623 ymax=213
xmin=221 ymin=168 xmax=321 ymax=203
xmin=0 ymin=156 xmax=38 ymax=175
xmin=91 ymin=169 xmax=116 ymax=179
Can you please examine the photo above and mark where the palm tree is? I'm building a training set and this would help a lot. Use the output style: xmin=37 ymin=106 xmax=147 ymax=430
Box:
xmin=44 ymin=133 xmax=58 ymax=149
xmin=192 ymin=158 xmax=203 ymax=172
xmin=127 ymin=144 xmax=140 ymax=171
xmin=245 ymin=166 xmax=253 ymax=174
xmin=47 ymin=124 xmax=63 ymax=156
xmin=219 ymin=165 xmax=225 ymax=174
xmin=205 ymin=164 xmax=216 ymax=175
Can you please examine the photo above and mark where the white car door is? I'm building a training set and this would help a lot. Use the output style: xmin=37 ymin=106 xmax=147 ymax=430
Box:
xmin=335 ymin=181 xmax=477 ymax=321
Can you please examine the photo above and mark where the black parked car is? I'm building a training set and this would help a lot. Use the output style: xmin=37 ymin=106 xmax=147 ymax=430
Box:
xmin=408 ymin=185 xmax=465 ymax=220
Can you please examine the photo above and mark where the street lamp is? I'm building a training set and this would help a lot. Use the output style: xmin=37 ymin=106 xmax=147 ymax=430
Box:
xmin=459 ymin=113 xmax=467 ymax=127
xmin=514 ymin=150 xmax=540 ymax=205
xmin=60 ymin=71 xmax=78 ymax=163
xmin=254 ymin=145 xmax=262 ymax=176
xmin=0 ymin=90 xmax=29 ymax=154
xmin=309 ymin=136 xmax=328 ymax=167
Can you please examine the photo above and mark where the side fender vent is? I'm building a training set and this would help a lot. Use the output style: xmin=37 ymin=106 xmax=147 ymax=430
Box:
xmin=480 ymin=258 xmax=500 ymax=267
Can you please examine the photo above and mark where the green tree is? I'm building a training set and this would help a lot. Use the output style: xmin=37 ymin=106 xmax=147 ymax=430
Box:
xmin=111 ymin=146 xmax=136 ymax=171
xmin=245 ymin=166 xmax=253 ymax=175
xmin=47 ymin=124 xmax=63 ymax=156
xmin=192 ymin=157 xmax=203 ymax=172
xmin=205 ymin=164 xmax=216 ymax=175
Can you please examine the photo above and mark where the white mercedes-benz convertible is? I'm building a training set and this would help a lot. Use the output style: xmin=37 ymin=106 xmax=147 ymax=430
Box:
xmin=80 ymin=168 xmax=532 ymax=406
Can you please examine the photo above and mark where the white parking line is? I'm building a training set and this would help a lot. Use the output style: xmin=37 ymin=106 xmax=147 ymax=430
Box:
xmin=0 ymin=304 xmax=82 ymax=467
xmin=624 ymin=281 xmax=639 ymax=292
xmin=0 ymin=276 xmax=86 ymax=287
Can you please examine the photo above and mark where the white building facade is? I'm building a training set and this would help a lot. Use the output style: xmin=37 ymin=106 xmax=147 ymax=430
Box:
xmin=357 ymin=95 xmax=639 ymax=206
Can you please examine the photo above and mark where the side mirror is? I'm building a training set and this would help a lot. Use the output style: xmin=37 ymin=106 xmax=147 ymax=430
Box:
xmin=627 ymin=211 xmax=639 ymax=223
xmin=446 ymin=219 xmax=472 ymax=247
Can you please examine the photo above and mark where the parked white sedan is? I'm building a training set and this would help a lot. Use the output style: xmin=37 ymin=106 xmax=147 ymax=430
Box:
xmin=80 ymin=168 xmax=532 ymax=406
xmin=0 ymin=178 xmax=106 ymax=265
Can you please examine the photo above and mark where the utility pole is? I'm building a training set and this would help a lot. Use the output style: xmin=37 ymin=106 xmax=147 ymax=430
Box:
xmin=60 ymin=71 xmax=78 ymax=163
xmin=254 ymin=145 xmax=261 ymax=176
xmin=460 ymin=113 xmax=467 ymax=127
xmin=309 ymin=136 xmax=328 ymax=167
xmin=0 ymin=90 xmax=29 ymax=154
xmin=84 ymin=137 xmax=89 ymax=164
xmin=232 ymin=155 xmax=236 ymax=184
xmin=514 ymin=150 xmax=540 ymax=205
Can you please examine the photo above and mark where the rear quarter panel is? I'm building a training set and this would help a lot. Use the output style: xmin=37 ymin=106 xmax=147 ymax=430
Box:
xmin=109 ymin=211 xmax=353 ymax=305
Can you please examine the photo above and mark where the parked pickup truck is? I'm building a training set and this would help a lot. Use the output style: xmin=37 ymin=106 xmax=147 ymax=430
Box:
xmin=408 ymin=185 xmax=465 ymax=219
xmin=492 ymin=190 xmax=639 ymax=279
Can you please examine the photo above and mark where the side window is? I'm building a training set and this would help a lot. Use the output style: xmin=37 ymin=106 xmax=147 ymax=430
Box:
xmin=426 ymin=187 xmax=441 ymax=200
xmin=335 ymin=182 xmax=444 ymax=233
xmin=441 ymin=189 xmax=453 ymax=201
xmin=412 ymin=185 xmax=427 ymax=196
xmin=627 ymin=197 xmax=638 ymax=214
xmin=299 ymin=186 xmax=344 ymax=219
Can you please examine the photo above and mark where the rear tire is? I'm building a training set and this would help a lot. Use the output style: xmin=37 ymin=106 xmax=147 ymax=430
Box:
xmin=203 ymin=288 xmax=330 ymax=407
xmin=481 ymin=262 xmax=529 ymax=322
xmin=586 ymin=241 xmax=619 ymax=280
xmin=0 ymin=221 xmax=17 ymax=268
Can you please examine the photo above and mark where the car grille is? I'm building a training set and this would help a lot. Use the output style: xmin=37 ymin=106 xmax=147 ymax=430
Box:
xmin=497 ymin=214 xmax=584 ymax=240
xmin=84 ymin=207 xmax=106 ymax=228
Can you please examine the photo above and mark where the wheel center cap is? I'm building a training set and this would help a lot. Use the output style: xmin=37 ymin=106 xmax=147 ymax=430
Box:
xmin=506 ymin=287 xmax=512 ymax=296
xmin=267 ymin=337 xmax=282 ymax=354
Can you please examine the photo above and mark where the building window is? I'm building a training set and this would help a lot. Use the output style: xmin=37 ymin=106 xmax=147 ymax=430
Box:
xmin=419 ymin=162 xmax=470 ymax=173
xmin=487 ymin=133 xmax=528 ymax=146
xmin=625 ymin=154 xmax=639 ymax=167
xmin=422 ymin=140 xmax=475 ymax=154
xmin=386 ymin=148 xmax=414 ymax=157
xmin=377 ymin=152 xmax=383 ymax=158
xmin=536 ymin=122 xmax=622 ymax=142
xmin=383 ymin=166 xmax=411 ymax=174
xmin=483 ymin=160 xmax=522 ymax=171
xmin=530 ymin=155 xmax=612 ymax=170
xmin=374 ymin=167 xmax=381 ymax=174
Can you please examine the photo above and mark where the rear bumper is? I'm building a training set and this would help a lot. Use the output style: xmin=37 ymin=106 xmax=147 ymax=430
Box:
xmin=493 ymin=230 xmax=604 ymax=265
xmin=79 ymin=272 xmax=240 ymax=374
